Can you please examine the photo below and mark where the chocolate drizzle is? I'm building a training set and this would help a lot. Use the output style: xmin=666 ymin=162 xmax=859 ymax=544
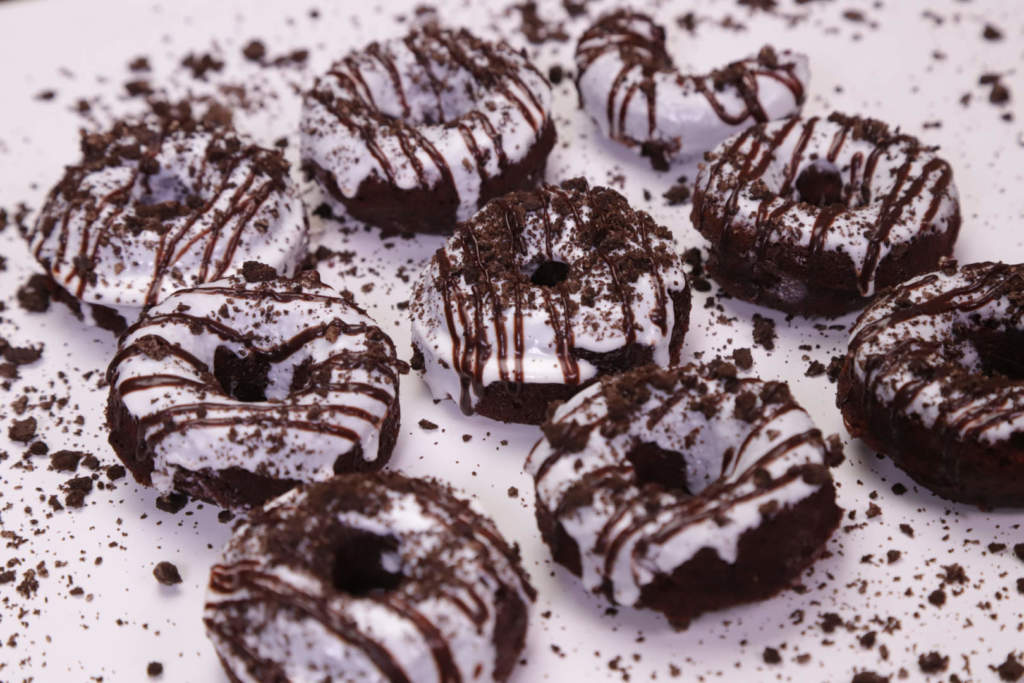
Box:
xmin=691 ymin=112 xmax=960 ymax=314
xmin=302 ymin=25 xmax=554 ymax=234
xmin=26 ymin=107 xmax=306 ymax=311
xmin=204 ymin=473 xmax=534 ymax=682
xmin=416 ymin=179 xmax=688 ymax=419
xmin=106 ymin=272 xmax=405 ymax=508
xmin=575 ymin=11 xmax=806 ymax=163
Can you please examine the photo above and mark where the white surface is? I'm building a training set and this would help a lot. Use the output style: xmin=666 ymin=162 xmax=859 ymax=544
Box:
xmin=0 ymin=0 xmax=1022 ymax=681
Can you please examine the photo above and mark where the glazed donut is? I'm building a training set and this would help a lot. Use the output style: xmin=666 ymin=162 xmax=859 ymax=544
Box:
xmin=527 ymin=363 xmax=841 ymax=627
xmin=204 ymin=472 xmax=535 ymax=682
xmin=410 ymin=177 xmax=690 ymax=425
xmin=575 ymin=10 xmax=808 ymax=170
xmin=24 ymin=105 xmax=308 ymax=333
xmin=106 ymin=266 xmax=405 ymax=509
xmin=301 ymin=25 xmax=555 ymax=235
xmin=838 ymin=261 xmax=1024 ymax=507
xmin=691 ymin=112 xmax=961 ymax=316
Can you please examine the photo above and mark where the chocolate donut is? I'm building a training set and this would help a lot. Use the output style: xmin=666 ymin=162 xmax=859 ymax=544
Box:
xmin=24 ymin=106 xmax=308 ymax=333
xmin=106 ymin=267 xmax=405 ymax=509
xmin=410 ymin=177 xmax=690 ymax=425
xmin=204 ymin=472 xmax=535 ymax=682
xmin=527 ymin=363 xmax=841 ymax=627
xmin=575 ymin=10 xmax=808 ymax=170
xmin=838 ymin=261 xmax=1024 ymax=507
xmin=691 ymin=112 xmax=961 ymax=316
xmin=301 ymin=25 xmax=555 ymax=235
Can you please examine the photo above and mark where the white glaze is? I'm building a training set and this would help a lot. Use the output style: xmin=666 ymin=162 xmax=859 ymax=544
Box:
xmin=27 ymin=119 xmax=308 ymax=322
xmin=107 ymin=274 xmax=402 ymax=504
xmin=300 ymin=28 xmax=552 ymax=226
xmin=848 ymin=263 xmax=1024 ymax=445
xmin=205 ymin=478 xmax=533 ymax=682
xmin=409 ymin=184 xmax=689 ymax=417
xmin=576 ymin=12 xmax=809 ymax=162
xmin=526 ymin=367 xmax=832 ymax=608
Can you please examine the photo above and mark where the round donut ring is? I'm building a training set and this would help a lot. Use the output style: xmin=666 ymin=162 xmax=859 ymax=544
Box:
xmin=410 ymin=177 xmax=691 ymax=425
xmin=575 ymin=10 xmax=808 ymax=169
xmin=106 ymin=267 xmax=405 ymax=509
xmin=527 ymin=363 xmax=841 ymax=627
xmin=25 ymin=106 xmax=308 ymax=333
xmin=301 ymin=25 xmax=556 ymax=235
xmin=839 ymin=261 xmax=1024 ymax=508
xmin=691 ymin=112 xmax=961 ymax=317
xmin=204 ymin=472 xmax=535 ymax=682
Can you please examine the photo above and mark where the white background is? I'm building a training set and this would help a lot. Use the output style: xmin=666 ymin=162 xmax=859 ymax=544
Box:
xmin=0 ymin=0 xmax=1022 ymax=681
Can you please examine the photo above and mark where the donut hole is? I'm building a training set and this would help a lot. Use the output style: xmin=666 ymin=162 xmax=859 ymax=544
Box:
xmin=331 ymin=527 xmax=404 ymax=596
xmin=795 ymin=159 xmax=844 ymax=207
xmin=529 ymin=260 xmax=571 ymax=287
xmin=213 ymin=346 xmax=271 ymax=402
xmin=967 ymin=327 xmax=1024 ymax=381
xmin=627 ymin=441 xmax=692 ymax=495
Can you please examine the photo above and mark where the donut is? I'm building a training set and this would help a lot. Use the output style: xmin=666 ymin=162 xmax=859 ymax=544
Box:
xmin=691 ymin=112 xmax=961 ymax=317
xmin=410 ymin=177 xmax=691 ymax=425
xmin=838 ymin=261 xmax=1024 ymax=507
xmin=106 ymin=266 xmax=405 ymax=509
xmin=575 ymin=10 xmax=808 ymax=170
xmin=204 ymin=472 xmax=535 ymax=682
xmin=301 ymin=25 xmax=556 ymax=235
xmin=526 ymin=363 xmax=842 ymax=627
xmin=24 ymin=104 xmax=308 ymax=333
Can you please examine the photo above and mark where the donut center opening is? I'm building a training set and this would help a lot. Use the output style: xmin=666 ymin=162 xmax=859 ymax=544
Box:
xmin=795 ymin=159 xmax=845 ymax=207
xmin=969 ymin=328 xmax=1024 ymax=380
xmin=529 ymin=260 xmax=570 ymax=287
xmin=213 ymin=346 xmax=271 ymax=402
xmin=331 ymin=528 xmax=404 ymax=596
xmin=627 ymin=441 xmax=692 ymax=495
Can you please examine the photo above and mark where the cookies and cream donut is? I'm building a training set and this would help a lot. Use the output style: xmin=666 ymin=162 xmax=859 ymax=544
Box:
xmin=575 ymin=10 xmax=808 ymax=169
xmin=691 ymin=112 xmax=961 ymax=316
xmin=410 ymin=177 xmax=691 ymax=425
xmin=204 ymin=472 xmax=535 ymax=682
xmin=301 ymin=25 xmax=555 ymax=235
xmin=838 ymin=261 xmax=1024 ymax=507
xmin=24 ymin=105 xmax=308 ymax=333
xmin=106 ymin=266 xmax=405 ymax=509
xmin=527 ymin=363 xmax=841 ymax=626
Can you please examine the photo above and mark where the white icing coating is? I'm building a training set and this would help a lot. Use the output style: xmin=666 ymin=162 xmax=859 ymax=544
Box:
xmin=526 ymin=366 xmax=833 ymax=609
xmin=300 ymin=26 xmax=552 ymax=227
xmin=693 ymin=114 xmax=960 ymax=299
xmin=204 ymin=476 xmax=534 ymax=683
xmin=576 ymin=11 xmax=809 ymax=163
xmin=848 ymin=262 xmax=1024 ymax=445
xmin=26 ymin=116 xmax=308 ymax=322
xmin=409 ymin=182 xmax=689 ymax=418
xmin=107 ymin=272 xmax=403 ymax=505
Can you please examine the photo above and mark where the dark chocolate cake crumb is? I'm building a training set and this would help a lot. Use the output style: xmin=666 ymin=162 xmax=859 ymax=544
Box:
xmin=548 ymin=65 xmax=564 ymax=85
xmin=16 ymin=274 xmax=52 ymax=312
xmin=982 ymin=23 xmax=1003 ymax=41
xmin=663 ymin=181 xmax=691 ymax=206
xmin=8 ymin=417 xmax=37 ymax=443
xmin=155 ymin=492 xmax=189 ymax=514
xmin=918 ymin=651 xmax=948 ymax=673
xmin=418 ymin=419 xmax=438 ymax=430
xmin=153 ymin=561 xmax=182 ymax=586
xmin=1013 ymin=543 xmax=1024 ymax=561
xmin=763 ymin=647 xmax=781 ymax=664
xmin=805 ymin=360 xmax=826 ymax=377
xmin=147 ymin=661 xmax=164 ymax=677
xmin=63 ymin=475 xmax=93 ymax=508
xmin=851 ymin=673 xmax=889 ymax=683
xmin=891 ymin=482 xmax=907 ymax=495
xmin=732 ymin=347 xmax=753 ymax=370
xmin=752 ymin=314 xmax=776 ymax=350
xmin=927 ymin=588 xmax=946 ymax=607
xmin=995 ymin=654 xmax=1024 ymax=682
xmin=241 ymin=261 xmax=278 ymax=283
xmin=507 ymin=486 xmax=518 ymax=498
xmin=242 ymin=39 xmax=267 ymax=62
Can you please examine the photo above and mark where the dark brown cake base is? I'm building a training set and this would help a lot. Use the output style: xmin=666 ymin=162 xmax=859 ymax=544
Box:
xmin=695 ymin=207 xmax=960 ymax=318
xmin=105 ymin=387 xmax=401 ymax=509
xmin=837 ymin=358 xmax=1024 ymax=508
xmin=309 ymin=120 xmax=556 ymax=235
xmin=417 ymin=286 xmax=691 ymax=425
